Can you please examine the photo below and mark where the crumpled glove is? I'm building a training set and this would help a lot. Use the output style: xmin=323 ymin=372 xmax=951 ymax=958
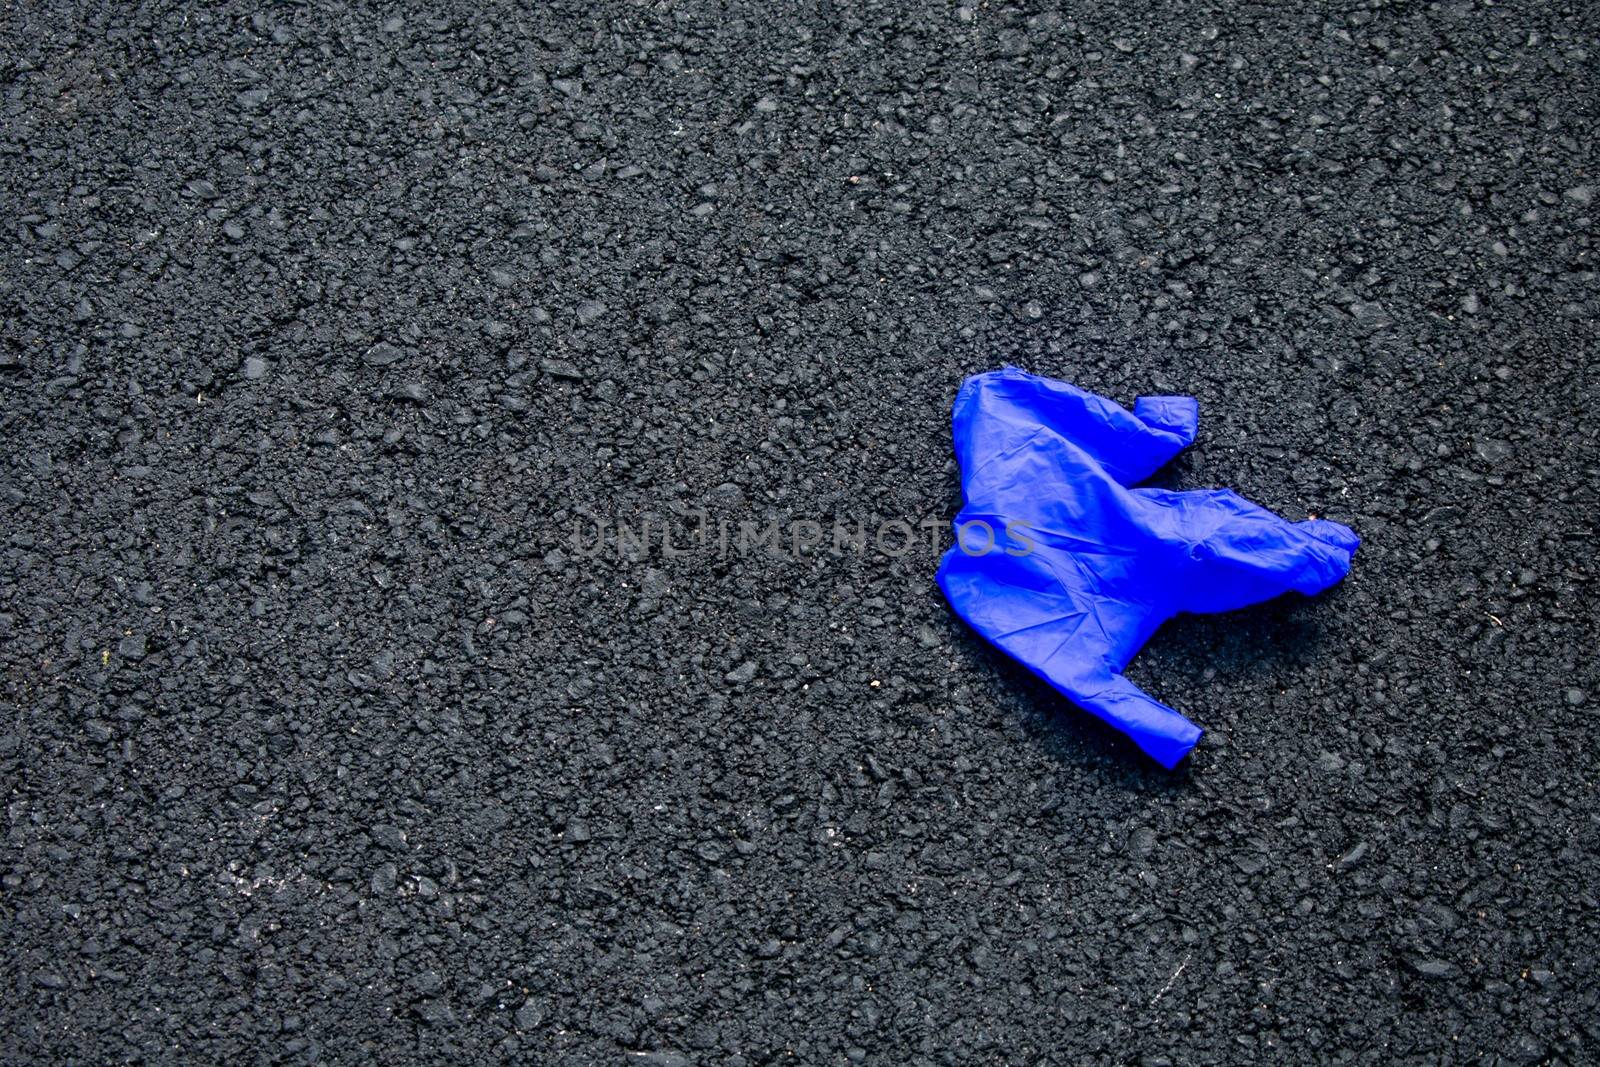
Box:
xmin=936 ymin=367 xmax=1358 ymax=768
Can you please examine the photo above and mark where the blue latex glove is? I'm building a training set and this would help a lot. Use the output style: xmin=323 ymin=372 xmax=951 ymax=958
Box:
xmin=936 ymin=367 xmax=1358 ymax=768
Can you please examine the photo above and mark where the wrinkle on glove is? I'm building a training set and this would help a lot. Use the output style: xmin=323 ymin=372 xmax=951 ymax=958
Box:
xmin=936 ymin=367 xmax=1358 ymax=769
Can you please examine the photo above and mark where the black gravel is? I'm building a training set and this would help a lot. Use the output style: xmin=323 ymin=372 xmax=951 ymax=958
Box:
xmin=3 ymin=2 xmax=1598 ymax=1063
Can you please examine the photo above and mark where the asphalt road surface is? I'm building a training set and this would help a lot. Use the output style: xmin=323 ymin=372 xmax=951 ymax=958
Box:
xmin=2 ymin=2 xmax=1597 ymax=1063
